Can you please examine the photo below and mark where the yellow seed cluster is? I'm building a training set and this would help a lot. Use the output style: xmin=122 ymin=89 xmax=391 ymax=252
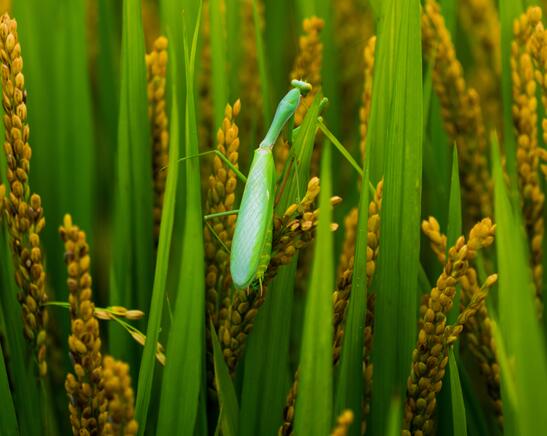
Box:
xmin=291 ymin=17 xmax=324 ymax=127
xmin=361 ymin=182 xmax=383 ymax=433
xmin=280 ymin=369 xmax=300 ymax=436
xmin=282 ymin=182 xmax=381 ymax=435
xmin=459 ymin=265 xmax=502 ymax=426
xmin=336 ymin=207 xmax=359 ymax=280
xmin=333 ymin=0 xmax=373 ymax=138
xmin=240 ymin=0 xmax=264 ymax=141
xmin=422 ymin=0 xmax=491 ymax=225
xmin=146 ymin=36 xmax=169 ymax=248
xmin=331 ymin=409 xmax=354 ymax=436
xmin=360 ymin=36 xmax=376 ymax=161
xmin=0 ymin=13 xmax=48 ymax=376
xmin=218 ymin=177 xmax=340 ymax=372
xmin=403 ymin=219 xmax=496 ymax=435
xmin=331 ymin=207 xmax=359 ymax=363
xmin=126 ymin=327 xmax=166 ymax=366
xmin=422 ymin=216 xmax=502 ymax=426
xmin=94 ymin=306 xmax=145 ymax=321
xmin=511 ymin=6 xmax=545 ymax=318
xmin=421 ymin=216 xmax=448 ymax=265
xmin=458 ymin=0 xmax=502 ymax=130
xmin=203 ymin=100 xmax=241 ymax=399
xmin=60 ymin=215 xmax=108 ymax=435
xmin=333 ymin=180 xmax=382 ymax=364
xmin=204 ymin=100 xmax=241 ymax=329
xmin=102 ymin=355 xmax=138 ymax=436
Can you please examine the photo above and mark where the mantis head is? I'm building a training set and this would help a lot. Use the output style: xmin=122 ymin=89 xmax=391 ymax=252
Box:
xmin=290 ymin=79 xmax=312 ymax=96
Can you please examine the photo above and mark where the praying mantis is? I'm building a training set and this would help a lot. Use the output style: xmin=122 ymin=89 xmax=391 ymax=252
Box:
xmin=199 ymin=79 xmax=312 ymax=290
xmin=201 ymin=79 xmax=362 ymax=291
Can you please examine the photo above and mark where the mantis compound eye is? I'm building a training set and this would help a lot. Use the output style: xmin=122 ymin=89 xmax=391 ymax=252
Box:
xmin=290 ymin=79 xmax=312 ymax=96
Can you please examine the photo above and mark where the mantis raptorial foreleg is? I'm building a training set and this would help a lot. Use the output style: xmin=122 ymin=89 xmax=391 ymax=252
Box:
xmin=172 ymin=149 xmax=247 ymax=183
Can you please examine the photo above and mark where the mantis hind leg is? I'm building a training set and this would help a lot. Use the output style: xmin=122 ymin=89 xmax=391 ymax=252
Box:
xmin=255 ymin=224 xmax=273 ymax=282
xmin=252 ymin=217 xmax=273 ymax=296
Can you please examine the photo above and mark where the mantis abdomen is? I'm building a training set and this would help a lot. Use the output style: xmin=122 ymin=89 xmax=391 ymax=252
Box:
xmin=230 ymin=147 xmax=276 ymax=289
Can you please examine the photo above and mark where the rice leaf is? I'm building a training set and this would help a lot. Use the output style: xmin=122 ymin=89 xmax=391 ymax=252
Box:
xmin=0 ymin=340 xmax=17 ymax=434
xmin=316 ymin=0 xmax=341 ymax=140
xmin=210 ymin=0 xmax=228 ymax=128
xmin=333 ymin=150 xmax=370 ymax=433
xmin=492 ymin=133 xmax=547 ymax=435
xmin=367 ymin=0 xmax=423 ymax=432
xmin=211 ymin=323 xmax=239 ymax=436
xmin=135 ymin=40 xmax=181 ymax=431
xmin=56 ymin=1 xmax=94 ymax=239
xmin=458 ymin=363 xmax=491 ymax=435
xmin=293 ymin=141 xmax=334 ymax=435
xmin=157 ymin=5 xmax=205 ymax=433
xmin=386 ymin=396 xmax=402 ymax=436
xmin=96 ymin=0 xmax=121 ymax=198
xmin=0 ymin=225 xmax=41 ymax=435
xmin=448 ymin=349 xmax=467 ymax=436
xmin=370 ymin=0 xmax=383 ymax=19
xmin=239 ymin=95 xmax=322 ymax=435
xmin=296 ymin=0 xmax=316 ymax=18
xmin=110 ymin=0 xmax=153 ymax=362
xmin=263 ymin=0 xmax=293 ymax=96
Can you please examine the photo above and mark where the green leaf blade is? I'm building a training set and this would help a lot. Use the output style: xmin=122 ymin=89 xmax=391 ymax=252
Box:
xmin=492 ymin=133 xmax=547 ymax=435
xmin=157 ymin=6 xmax=205 ymax=434
xmin=367 ymin=0 xmax=423 ymax=432
xmin=135 ymin=41 xmax=181 ymax=431
xmin=211 ymin=324 xmax=239 ymax=436
xmin=293 ymin=141 xmax=334 ymax=435
xmin=334 ymin=150 xmax=370 ymax=434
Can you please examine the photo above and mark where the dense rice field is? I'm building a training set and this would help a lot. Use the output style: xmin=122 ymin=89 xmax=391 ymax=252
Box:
xmin=0 ymin=0 xmax=546 ymax=435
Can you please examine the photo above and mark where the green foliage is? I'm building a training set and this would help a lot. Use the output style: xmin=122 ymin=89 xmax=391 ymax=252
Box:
xmin=1 ymin=1 xmax=547 ymax=435
xmin=294 ymin=142 xmax=334 ymax=435
xmin=367 ymin=0 xmax=423 ymax=433
xmin=492 ymin=134 xmax=547 ymax=435
xmin=157 ymin=6 xmax=205 ymax=434
xmin=134 ymin=39 xmax=181 ymax=431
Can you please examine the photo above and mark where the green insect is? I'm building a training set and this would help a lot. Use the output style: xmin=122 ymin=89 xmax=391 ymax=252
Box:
xmin=179 ymin=79 xmax=360 ymax=291
xmin=229 ymin=79 xmax=311 ymax=289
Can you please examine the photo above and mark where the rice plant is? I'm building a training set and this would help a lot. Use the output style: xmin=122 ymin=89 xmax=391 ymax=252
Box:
xmin=0 ymin=0 xmax=546 ymax=435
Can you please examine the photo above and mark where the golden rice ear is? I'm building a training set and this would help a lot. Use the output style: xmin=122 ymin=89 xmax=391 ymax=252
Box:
xmin=512 ymin=6 xmax=546 ymax=318
xmin=0 ymin=12 xmax=48 ymax=377
xmin=360 ymin=35 xmax=377 ymax=161
xmin=290 ymin=16 xmax=325 ymax=127
xmin=404 ymin=216 xmax=498 ymax=435
xmin=60 ymin=216 xmax=108 ymax=433
xmin=103 ymin=355 xmax=139 ymax=435
xmin=422 ymin=0 xmax=491 ymax=225
xmin=147 ymin=35 xmax=169 ymax=249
